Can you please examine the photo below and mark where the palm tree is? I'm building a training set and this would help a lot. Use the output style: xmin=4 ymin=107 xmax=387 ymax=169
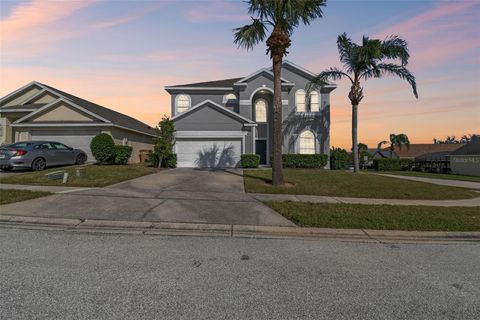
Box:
xmin=308 ymin=33 xmax=418 ymax=172
xmin=378 ymin=133 xmax=410 ymax=158
xmin=234 ymin=0 xmax=327 ymax=186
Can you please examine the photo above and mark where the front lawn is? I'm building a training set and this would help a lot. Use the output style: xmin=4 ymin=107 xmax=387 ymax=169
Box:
xmin=244 ymin=169 xmax=478 ymax=200
xmin=265 ymin=201 xmax=480 ymax=231
xmin=0 ymin=189 xmax=52 ymax=205
xmin=381 ymin=171 xmax=480 ymax=182
xmin=0 ymin=164 xmax=158 ymax=187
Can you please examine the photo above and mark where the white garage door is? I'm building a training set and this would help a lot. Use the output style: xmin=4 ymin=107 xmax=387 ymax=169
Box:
xmin=29 ymin=130 xmax=100 ymax=162
xmin=176 ymin=139 xmax=242 ymax=168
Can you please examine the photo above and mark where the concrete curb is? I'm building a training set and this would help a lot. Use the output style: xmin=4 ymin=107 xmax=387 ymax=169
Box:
xmin=1 ymin=215 xmax=479 ymax=242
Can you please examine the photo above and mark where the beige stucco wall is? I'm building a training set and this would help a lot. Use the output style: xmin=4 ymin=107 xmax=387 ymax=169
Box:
xmin=450 ymin=155 xmax=480 ymax=177
xmin=29 ymin=92 xmax=58 ymax=104
xmin=32 ymin=103 xmax=95 ymax=122
xmin=109 ymin=127 xmax=154 ymax=163
xmin=3 ymin=87 xmax=41 ymax=107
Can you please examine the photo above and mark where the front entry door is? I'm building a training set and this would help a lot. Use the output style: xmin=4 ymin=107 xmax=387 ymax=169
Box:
xmin=255 ymin=140 xmax=267 ymax=165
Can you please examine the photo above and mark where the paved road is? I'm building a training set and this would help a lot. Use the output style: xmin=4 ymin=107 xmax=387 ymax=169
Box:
xmin=1 ymin=228 xmax=479 ymax=320
xmin=377 ymin=173 xmax=480 ymax=190
xmin=0 ymin=169 xmax=293 ymax=226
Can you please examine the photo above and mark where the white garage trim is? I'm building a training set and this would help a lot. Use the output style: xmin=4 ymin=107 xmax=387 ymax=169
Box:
xmin=176 ymin=131 xmax=247 ymax=154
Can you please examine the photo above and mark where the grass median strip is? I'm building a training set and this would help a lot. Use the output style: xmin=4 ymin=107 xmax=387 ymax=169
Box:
xmin=0 ymin=164 xmax=158 ymax=187
xmin=264 ymin=201 xmax=480 ymax=231
xmin=0 ymin=189 xmax=52 ymax=205
xmin=244 ymin=169 xmax=477 ymax=200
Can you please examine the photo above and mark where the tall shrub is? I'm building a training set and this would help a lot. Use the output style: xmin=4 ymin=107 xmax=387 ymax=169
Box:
xmin=153 ymin=116 xmax=176 ymax=168
xmin=330 ymin=147 xmax=349 ymax=170
xmin=90 ymin=133 xmax=116 ymax=164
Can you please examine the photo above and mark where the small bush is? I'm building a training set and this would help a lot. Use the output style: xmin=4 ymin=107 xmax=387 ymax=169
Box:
xmin=282 ymin=154 xmax=328 ymax=168
xmin=114 ymin=145 xmax=132 ymax=165
xmin=241 ymin=154 xmax=260 ymax=168
xmin=162 ymin=153 xmax=177 ymax=168
xmin=330 ymin=147 xmax=349 ymax=170
xmin=90 ymin=133 xmax=116 ymax=164
xmin=373 ymin=158 xmax=413 ymax=171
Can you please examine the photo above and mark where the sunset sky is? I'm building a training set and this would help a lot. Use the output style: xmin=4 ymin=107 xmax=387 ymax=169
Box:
xmin=1 ymin=0 xmax=479 ymax=149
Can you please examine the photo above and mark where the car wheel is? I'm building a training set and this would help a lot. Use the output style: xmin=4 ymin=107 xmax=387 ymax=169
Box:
xmin=75 ymin=154 xmax=87 ymax=165
xmin=31 ymin=158 xmax=46 ymax=171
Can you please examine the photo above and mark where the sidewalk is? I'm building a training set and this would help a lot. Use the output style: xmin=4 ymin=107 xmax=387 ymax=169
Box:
xmin=249 ymin=193 xmax=480 ymax=207
xmin=0 ymin=183 xmax=96 ymax=194
xmin=375 ymin=173 xmax=480 ymax=190
xmin=1 ymin=215 xmax=479 ymax=242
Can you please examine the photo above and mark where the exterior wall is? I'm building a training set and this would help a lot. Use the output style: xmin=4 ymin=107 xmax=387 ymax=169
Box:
xmin=109 ymin=127 xmax=154 ymax=163
xmin=28 ymin=92 xmax=58 ymax=104
xmin=32 ymin=103 xmax=95 ymax=122
xmin=3 ymin=86 xmax=42 ymax=107
xmin=450 ymin=155 xmax=480 ymax=176
xmin=170 ymin=91 xmax=238 ymax=117
xmin=174 ymin=104 xmax=244 ymax=131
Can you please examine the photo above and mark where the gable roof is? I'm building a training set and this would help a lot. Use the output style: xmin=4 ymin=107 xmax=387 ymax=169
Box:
xmin=4 ymin=82 xmax=157 ymax=136
xmin=451 ymin=140 xmax=480 ymax=155
xmin=382 ymin=144 xmax=464 ymax=158
xmin=234 ymin=68 xmax=293 ymax=84
xmin=171 ymin=99 xmax=256 ymax=125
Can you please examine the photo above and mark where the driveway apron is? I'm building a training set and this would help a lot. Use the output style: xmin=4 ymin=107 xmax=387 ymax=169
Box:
xmin=0 ymin=168 xmax=294 ymax=227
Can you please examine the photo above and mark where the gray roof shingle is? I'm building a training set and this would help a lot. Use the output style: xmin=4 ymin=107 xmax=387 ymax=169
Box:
xmin=39 ymin=83 xmax=157 ymax=136
xmin=168 ymin=77 xmax=242 ymax=88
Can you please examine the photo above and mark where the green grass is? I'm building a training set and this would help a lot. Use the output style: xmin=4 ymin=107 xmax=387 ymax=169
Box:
xmin=0 ymin=164 xmax=158 ymax=187
xmin=0 ymin=189 xmax=52 ymax=205
xmin=265 ymin=201 xmax=480 ymax=231
xmin=244 ymin=169 xmax=478 ymax=200
xmin=381 ymin=171 xmax=480 ymax=182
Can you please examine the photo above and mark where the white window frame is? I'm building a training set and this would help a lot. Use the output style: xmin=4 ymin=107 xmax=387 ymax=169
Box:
xmin=310 ymin=91 xmax=320 ymax=112
xmin=175 ymin=94 xmax=191 ymax=114
xmin=299 ymin=130 xmax=316 ymax=154
xmin=255 ymin=98 xmax=267 ymax=123
xmin=223 ymin=93 xmax=237 ymax=104
xmin=295 ymin=89 xmax=306 ymax=112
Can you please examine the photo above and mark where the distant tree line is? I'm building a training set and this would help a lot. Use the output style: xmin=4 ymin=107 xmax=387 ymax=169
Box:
xmin=433 ymin=134 xmax=479 ymax=144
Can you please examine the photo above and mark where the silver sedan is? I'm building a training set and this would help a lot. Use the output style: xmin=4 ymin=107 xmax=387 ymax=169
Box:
xmin=0 ymin=141 xmax=87 ymax=171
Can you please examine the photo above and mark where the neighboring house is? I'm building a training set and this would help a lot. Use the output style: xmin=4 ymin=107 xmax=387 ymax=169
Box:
xmin=382 ymin=144 xmax=464 ymax=159
xmin=450 ymin=139 xmax=480 ymax=176
xmin=165 ymin=60 xmax=336 ymax=168
xmin=0 ymin=81 xmax=156 ymax=162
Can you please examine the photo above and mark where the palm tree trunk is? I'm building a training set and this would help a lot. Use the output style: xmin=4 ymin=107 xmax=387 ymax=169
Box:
xmin=352 ymin=104 xmax=359 ymax=172
xmin=271 ymin=54 xmax=284 ymax=185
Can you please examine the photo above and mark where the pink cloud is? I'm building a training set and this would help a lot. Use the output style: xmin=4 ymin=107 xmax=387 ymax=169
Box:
xmin=92 ymin=2 xmax=169 ymax=29
xmin=184 ymin=0 xmax=249 ymax=22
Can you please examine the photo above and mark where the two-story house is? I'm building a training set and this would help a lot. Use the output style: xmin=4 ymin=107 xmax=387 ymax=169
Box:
xmin=165 ymin=60 xmax=336 ymax=168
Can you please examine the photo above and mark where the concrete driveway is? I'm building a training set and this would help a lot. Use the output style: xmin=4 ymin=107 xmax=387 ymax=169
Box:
xmin=0 ymin=169 xmax=294 ymax=226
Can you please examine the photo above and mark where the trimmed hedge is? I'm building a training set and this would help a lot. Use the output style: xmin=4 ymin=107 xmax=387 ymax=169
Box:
xmin=241 ymin=154 xmax=260 ymax=168
xmin=330 ymin=147 xmax=349 ymax=170
xmin=90 ymin=133 xmax=116 ymax=164
xmin=282 ymin=154 xmax=328 ymax=168
xmin=373 ymin=158 xmax=413 ymax=171
xmin=114 ymin=145 xmax=133 ymax=165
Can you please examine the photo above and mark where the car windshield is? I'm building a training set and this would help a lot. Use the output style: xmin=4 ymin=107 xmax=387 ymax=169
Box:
xmin=6 ymin=142 xmax=32 ymax=149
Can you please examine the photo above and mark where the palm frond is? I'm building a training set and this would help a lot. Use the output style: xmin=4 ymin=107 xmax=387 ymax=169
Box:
xmin=233 ymin=18 xmax=267 ymax=50
xmin=337 ymin=33 xmax=357 ymax=72
xmin=307 ymin=67 xmax=353 ymax=92
xmin=377 ymin=63 xmax=418 ymax=98
xmin=377 ymin=141 xmax=387 ymax=151
xmin=381 ymin=35 xmax=410 ymax=65
xmin=293 ymin=0 xmax=326 ymax=25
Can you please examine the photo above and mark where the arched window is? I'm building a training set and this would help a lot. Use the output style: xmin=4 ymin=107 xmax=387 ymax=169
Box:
xmin=310 ymin=91 xmax=320 ymax=112
xmin=295 ymin=89 xmax=306 ymax=112
xmin=255 ymin=99 xmax=267 ymax=123
xmin=299 ymin=130 xmax=315 ymax=154
xmin=176 ymin=94 xmax=190 ymax=114
xmin=223 ymin=93 xmax=237 ymax=104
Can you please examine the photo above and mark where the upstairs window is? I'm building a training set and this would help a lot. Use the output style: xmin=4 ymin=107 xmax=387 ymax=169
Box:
xmin=295 ymin=90 xmax=306 ymax=112
xmin=255 ymin=99 xmax=267 ymax=123
xmin=310 ymin=91 xmax=320 ymax=112
xmin=176 ymin=94 xmax=190 ymax=114
xmin=299 ymin=130 xmax=315 ymax=154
